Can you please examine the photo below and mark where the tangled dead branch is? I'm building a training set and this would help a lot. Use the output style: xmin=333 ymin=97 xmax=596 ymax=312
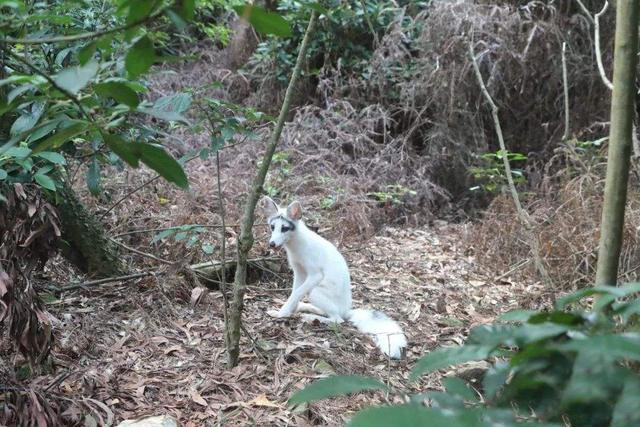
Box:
xmin=1 ymin=183 xmax=60 ymax=364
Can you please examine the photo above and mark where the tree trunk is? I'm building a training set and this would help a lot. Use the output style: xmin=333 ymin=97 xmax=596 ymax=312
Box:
xmin=225 ymin=11 xmax=318 ymax=367
xmin=595 ymin=0 xmax=639 ymax=286
xmin=56 ymin=182 xmax=127 ymax=277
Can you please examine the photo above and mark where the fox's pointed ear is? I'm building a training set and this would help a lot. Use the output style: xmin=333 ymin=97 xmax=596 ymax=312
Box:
xmin=286 ymin=201 xmax=303 ymax=221
xmin=261 ymin=196 xmax=279 ymax=218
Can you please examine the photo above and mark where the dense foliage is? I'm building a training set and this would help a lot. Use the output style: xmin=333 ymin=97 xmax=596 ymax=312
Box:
xmin=292 ymin=284 xmax=640 ymax=426
xmin=247 ymin=0 xmax=425 ymax=86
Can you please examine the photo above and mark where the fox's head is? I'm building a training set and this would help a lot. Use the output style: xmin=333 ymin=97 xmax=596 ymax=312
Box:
xmin=261 ymin=196 xmax=302 ymax=249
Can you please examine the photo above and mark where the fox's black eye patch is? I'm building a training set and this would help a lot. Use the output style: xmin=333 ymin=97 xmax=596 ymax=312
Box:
xmin=270 ymin=224 xmax=275 ymax=231
xmin=282 ymin=226 xmax=291 ymax=232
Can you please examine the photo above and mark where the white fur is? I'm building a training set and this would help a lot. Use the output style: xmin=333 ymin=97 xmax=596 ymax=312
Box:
xmin=262 ymin=197 xmax=408 ymax=359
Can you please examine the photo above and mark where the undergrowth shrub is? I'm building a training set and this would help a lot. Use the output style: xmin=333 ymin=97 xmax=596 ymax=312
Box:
xmin=290 ymin=283 xmax=640 ymax=426
xmin=470 ymin=139 xmax=640 ymax=288
xmin=246 ymin=0 xmax=423 ymax=87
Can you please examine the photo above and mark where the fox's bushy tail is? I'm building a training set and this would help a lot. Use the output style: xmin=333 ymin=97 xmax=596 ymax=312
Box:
xmin=347 ymin=309 xmax=407 ymax=359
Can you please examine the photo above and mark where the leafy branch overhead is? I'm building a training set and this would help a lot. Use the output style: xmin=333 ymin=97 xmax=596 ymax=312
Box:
xmin=1 ymin=0 xmax=199 ymax=193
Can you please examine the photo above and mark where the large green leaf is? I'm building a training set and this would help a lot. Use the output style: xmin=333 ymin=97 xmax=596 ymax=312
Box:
xmin=102 ymin=134 xmax=139 ymax=167
xmin=125 ymin=36 xmax=156 ymax=78
xmin=34 ymin=173 xmax=56 ymax=191
xmin=556 ymin=334 xmax=640 ymax=362
xmin=497 ymin=309 xmax=538 ymax=322
xmin=138 ymin=107 xmax=189 ymax=124
xmin=611 ymin=377 xmax=640 ymax=427
xmin=54 ymin=61 xmax=99 ymax=95
xmin=442 ymin=377 xmax=478 ymax=402
xmin=31 ymin=121 xmax=89 ymax=154
xmin=10 ymin=101 xmax=46 ymax=136
xmin=35 ymin=151 xmax=66 ymax=165
xmin=154 ymin=92 xmax=192 ymax=113
xmin=289 ymin=375 xmax=388 ymax=405
xmin=411 ymin=345 xmax=493 ymax=381
xmin=95 ymin=81 xmax=140 ymax=108
xmin=86 ymin=157 xmax=101 ymax=196
xmin=233 ymin=5 xmax=291 ymax=37
xmin=348 ymin=405 xmax=476 ymax=427
xmin=137 ymin=143 xmax=188 ymax=189
xmin=78 ymin=42 xmax=97 ymax=65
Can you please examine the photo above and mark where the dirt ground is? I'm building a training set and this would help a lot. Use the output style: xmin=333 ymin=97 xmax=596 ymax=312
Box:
xmin=9 ymin=219 xmax=551 ymax=426
xmin=1 ymin=40 xmax=559 ymax=426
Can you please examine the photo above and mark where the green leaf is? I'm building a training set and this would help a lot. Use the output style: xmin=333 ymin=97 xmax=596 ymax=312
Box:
xmin=614 ymin=299 xmax=640 ymax=323
xmin=31 ymin=121 xmax=89 ymax=154
xmin=10 ymin=101 xmax=46 ymax=136
xmin=166 ymin=8 xmax=188 ymax=31
xmin=611 ymin=377 xmax=640 ymax=427
xmin=154 ymin=92 xmax=192 ymax=113
xmin=35 ymin=151 xmax=66 ymax=164
xmin=125 ymin=36 xmax=156 ymax=78
xmin=127 ymin=0 xmax=155 ymax=23
xmin=7 ymin=84 xmax=33 ymax=103
xmin=86 ymin=157 xmax=101 ymax=196
xmin=54 ymin=61 xmax=99 ymax=95
xmin=482 ymin=362 xmax=510 ymax=400
xmin=137 ymin=143 xmax=189 ymax=189
xmin=78 ymin=42 xmax=97 ymax=65
xmin=102 ymin=134 xmax=139 ymax=167
xmin=152 ymin=228 xmax=177 ymax=243
xmin=442 ymin=377 xmax=478 ymax=402
xmin=0 ymin=169 xmax=6 ymax=180
xmin=95 ymin=82 xmax=140 ymax=108
xmin=201 ymin=243 xmax=215 ymax=254
xmin=411 ymin=345 xmax=492 ymax=381
xmin=497 ymin=309 xmax=540 ymax=322
xmin=26 ymin=117 xmax=65 ymax=143
xmin=138 ymin=107 xmax=190 ymax=124
xmin=179 ymin=0 xmax=195 ymax=20
xmin=233 ymin=5 xmax=291 ymax=37
xmin=289 ymin=375 xmax=388 ymax=405
xmin=528 ymin=312 xmax=585 ymax=326
xmin=467 ymin=324 xmax=517 ymax=348
xmin=34 ymin=173 xmax=56 ymax=191
xmin=554 ymin=286 xmax=622 ymax=310
xmin=556 ymin=334 xmax=640 ymax=362
xmin=513 ymin=323 xmax=569 ymax=345
xmin=4 ymin=146 xmax=32 ymax=159
xmin=348 ymin=405 xmax=463 ymax=427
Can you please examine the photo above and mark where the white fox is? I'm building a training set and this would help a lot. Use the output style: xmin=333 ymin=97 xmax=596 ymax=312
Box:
xmin=261 ymin=196 xmax=407 ymax=359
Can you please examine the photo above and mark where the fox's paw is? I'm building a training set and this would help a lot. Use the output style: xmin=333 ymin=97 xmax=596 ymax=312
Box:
xmin=268 ymin=308 xmax=292 ymax=318
xmin=267 ymin=309 xmax=283 ymax=318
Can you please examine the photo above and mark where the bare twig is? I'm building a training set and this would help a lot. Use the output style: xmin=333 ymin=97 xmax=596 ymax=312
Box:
xmin=109 ymin=238 xmax=173 ymax=265
xmin=469 ymin=41 xmax=552 ymax=286
xmin=595 ymin=2 xmax=614 ymax=90
xmin=561 ymin=42 xmax=571 ymax=141
xmin=50 ymin=271 xmax=157 ymax=292
xmin=226 ymin=11 xmax=319 ymax=367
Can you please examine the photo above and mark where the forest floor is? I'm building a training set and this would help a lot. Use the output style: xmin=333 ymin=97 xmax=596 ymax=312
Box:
xmin=4 ymin=40 xmax=556 ymax=426
xmin=36 ymin=221 xmax=552 ymax=426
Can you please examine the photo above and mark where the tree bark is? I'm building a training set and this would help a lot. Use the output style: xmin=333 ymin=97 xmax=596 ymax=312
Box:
xmin=56 ymin=182 xmax=127 ymax=277
xmin=225 ymin=11 xmax=318 ymax=367
xmin=595 ymin=0 xmax=639 ymax=286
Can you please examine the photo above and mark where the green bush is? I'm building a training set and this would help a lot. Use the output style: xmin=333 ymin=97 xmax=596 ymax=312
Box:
xmin=291 ymin=284 xmax=640 ymax=426
xmin=247 ymin=0 xmax=424 ymax=86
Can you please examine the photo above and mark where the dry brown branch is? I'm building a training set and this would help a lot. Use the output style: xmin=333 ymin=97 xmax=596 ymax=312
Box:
xmin=561 ymin=42 xmax=571 ymax=141
xmin=109 ymin=238 xmax=173 ymax=265
xmin=595 ymin=1 xmax=614 ymax=90
xmin=468 ymin=41 xmax=552 ymax=286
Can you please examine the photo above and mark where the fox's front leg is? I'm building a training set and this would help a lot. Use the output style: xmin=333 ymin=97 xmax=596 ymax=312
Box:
xmin=268 ymin=273 xmax=321 ymax=318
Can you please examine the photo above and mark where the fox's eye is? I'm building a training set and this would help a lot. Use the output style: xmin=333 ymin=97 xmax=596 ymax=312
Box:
xmin=282 ymin=226 xmax=290 ymax=232
xmin=270 ymin=224 xmax=275 ymax=231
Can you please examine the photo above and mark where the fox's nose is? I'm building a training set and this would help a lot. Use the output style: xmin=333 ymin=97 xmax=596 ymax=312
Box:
xmin=269 ymin=241 xmax=276 ymax=248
